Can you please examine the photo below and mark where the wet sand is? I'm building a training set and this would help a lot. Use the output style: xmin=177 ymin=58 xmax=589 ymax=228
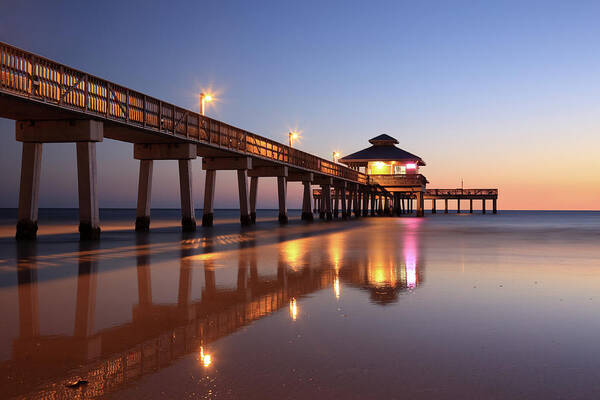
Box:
xmin=1 ymin=210 xmax=599 ymax=399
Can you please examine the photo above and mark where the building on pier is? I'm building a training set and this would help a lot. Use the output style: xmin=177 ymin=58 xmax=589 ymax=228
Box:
xmin=339 ymin=134 xmax=429 ymax=216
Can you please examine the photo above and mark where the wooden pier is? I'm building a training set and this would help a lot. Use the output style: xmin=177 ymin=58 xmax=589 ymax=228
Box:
xmin=0 ymin=41 xmax=498 ymax=240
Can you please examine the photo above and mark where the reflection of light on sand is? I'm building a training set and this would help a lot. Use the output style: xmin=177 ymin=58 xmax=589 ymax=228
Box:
xmin=283 ymin=240 xmax=304 ymax=270
xmin=334 ymin=275 xmax=340 ymax=299
xmin=199 ymin=346 xmax=212 ymax=367
xmin=404 ymin=230 xmax=418 ymax=288
xmin=368 ymin=262 xmax=398 ymax=287
xmin=289 ymin=298 xmax=298 ymax=321
xmin=406 ymin=256 xmax=416 ymax=288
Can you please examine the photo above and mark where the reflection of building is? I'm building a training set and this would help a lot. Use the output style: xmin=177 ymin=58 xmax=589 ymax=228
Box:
xmin=339 ymin=134 xmax=428 ymax=216
xmin=339 ymin=226 xmax=424 ymax=305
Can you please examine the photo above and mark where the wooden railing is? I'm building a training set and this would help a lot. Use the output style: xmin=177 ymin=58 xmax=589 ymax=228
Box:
xmin=0 ymin=41 xmax=367 ymax=184
xmin=425 ymin=189 xmax=498 ymax=197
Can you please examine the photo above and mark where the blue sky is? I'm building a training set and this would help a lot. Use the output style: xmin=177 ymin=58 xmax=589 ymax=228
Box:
xmin=1 ymin=0 xmax=599 ymax=209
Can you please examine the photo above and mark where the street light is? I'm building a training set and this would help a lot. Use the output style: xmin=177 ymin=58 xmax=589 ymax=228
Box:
xmin=332 ymin=151 xmax=341 ymax=163
xmin=200 ymin=92 xmax=213 ymax=116
xmin=289 ymin=130 xmax=300 ymax=147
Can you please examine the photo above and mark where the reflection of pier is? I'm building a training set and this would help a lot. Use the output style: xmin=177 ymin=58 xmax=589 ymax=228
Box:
xmin=3 ymin=242 xmax=335 ymax=399
xmin=2 ymin=222 xmax=425 ymax=399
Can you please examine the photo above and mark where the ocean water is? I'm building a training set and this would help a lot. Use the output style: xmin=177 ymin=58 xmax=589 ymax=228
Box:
xmin=0 ymin=209 xmax=599 ymax=399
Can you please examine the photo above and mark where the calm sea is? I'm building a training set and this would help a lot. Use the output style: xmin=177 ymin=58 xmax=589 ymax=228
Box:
xmin=0 ymin=209 xmax=599 ymax=399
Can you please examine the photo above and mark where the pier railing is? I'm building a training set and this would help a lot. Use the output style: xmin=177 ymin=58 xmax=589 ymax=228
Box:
xmin=425 ymin=188 xmax=498 ymax=197
xmin=0 ymin=41 xmax=367 ymax=184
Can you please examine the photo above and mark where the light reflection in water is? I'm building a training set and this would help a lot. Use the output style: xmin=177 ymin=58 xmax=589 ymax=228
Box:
xmin=199 ymin=346 xmax=212 ymax=367
xmin=289 ymin=298 xmax=298 ymax=321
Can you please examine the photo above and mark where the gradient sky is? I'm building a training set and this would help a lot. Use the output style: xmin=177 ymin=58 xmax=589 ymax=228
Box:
xmin=1 ymin=0 xmax=599 ymax=210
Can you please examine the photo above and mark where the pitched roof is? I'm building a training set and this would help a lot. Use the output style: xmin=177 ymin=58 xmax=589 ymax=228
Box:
xmin=339 ymin=135 xmax=426 ymax=165
xmin=368 ymin=134 xmax=398 ymax=145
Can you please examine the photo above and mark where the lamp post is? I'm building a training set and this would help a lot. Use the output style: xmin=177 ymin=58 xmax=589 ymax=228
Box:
xmin=289 ymin=131 xmax=299 ymax=147
xmin=200 ymin=92 xmax=213 ymax=116
xmin=332 ymin=151 xmax=340 ymax=163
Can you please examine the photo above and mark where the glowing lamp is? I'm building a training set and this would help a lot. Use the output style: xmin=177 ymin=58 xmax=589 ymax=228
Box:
xmin=200 ymin=92 xmax=214 ymax=116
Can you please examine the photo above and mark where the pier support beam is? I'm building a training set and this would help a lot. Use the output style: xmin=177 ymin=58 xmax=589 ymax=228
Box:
xmin=249 ymin=176 xmax=258 ymax=224
xmin=277 ymin=176 xmax=288 ymax=224
xmin=416 ymin=192 xmax=424 ymax=217
xmin=135 ymin=160 xmax=153 ymax=232
xmin=333 ymin=187 xmax=340 ymax=218
xmin=237 ymin=169 xmax=251 ymax=226
xmin=457 ymin=198 xmax=461 ymax=214
xmin=301 ymin=181 xmax=314 ymax=221
xmin=362 ymin=190 xmax=369 ymax=216
xmin=202 ymin=170 xmax=216 ymax=227
xmin=432 ymin=199 xmax=436 ymax=214
xmin=470 ymin=199 xmax=473 ymax=213
xmin=493 ymin=199 xmax=497 ymax=214
xmin=17 ymin=119 xmax=103 ymax=240
xmin=202 ymin=157 xmax=252 ymax=226
xmin=178 ymin=159 xmax=196 ymax=232
xmin=16 ymin=143 xmax=42 ymax=240
xmin=482 ymin=199 xmax=486 ymax=214
xmin=445 ymin=198 xmax=449 ymax=214
xmin=322 ymin=184 xmax=332 ymax=220
xmin=76 ymin=142 xmax=101 ymax=239
xmin=135 ymin=143 xmax=197 ymax=232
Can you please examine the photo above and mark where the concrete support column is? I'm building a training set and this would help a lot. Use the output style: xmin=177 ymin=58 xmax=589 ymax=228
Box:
xmin=135 ymin=159 xmax=153 ymax=232
xmin=16 ymin=143 xmax=43 ymax=240
xmin=482 ymin=199 xmax=486 ymax=214
xmin=457 ymin=198 xmax=461 ymax=214
xmin=277 ymin=176 xmax=288 ymax=224
xmin=333 ymin=188 xmax=340 ymax=218
xmin=416 ymin=192 xmax=425 ymax=217
xmin=362 ymin=190 xmax=369 ymax=216
xmin=319 ymin=193 xmax=325 ymax=219
xmin=301 ymin=181 xmax=314 ymax=221
xmin=384 ymin=197 xmax=390 ymax=216
xmin=323 ymin=184 xmax=332 ymax=220
xmin=237 ymin=169 xmax=251 ymax=225
xmin=355 ymin=191 xmax=362 ymax=217
xmin=341 ymin=188 xmax=347 ymax=219
xmin=351 ymin=190 xmax=357 ymax=218
xmin=178 ymin=159 xmax=196 ymax=232
xmin=432 ymin=198 xmax=437 ymax=214
xmin=76 ymin=142 xmax=101 ymax=240
xmin=249 ymin=176 xmax=258 ymax=224
xmin=202 ymin=169 xmax=216 ymax=227
xmin=493 ymin=199 xmax=497 ymax=214
xmin=444 ymin=198 xmax=449 ymax=214
xmin=470 ymin=198 xmax=473 ymax=213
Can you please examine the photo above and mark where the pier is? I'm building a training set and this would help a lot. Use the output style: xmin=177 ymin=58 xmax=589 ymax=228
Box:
xmin=0 ymin=41 xmax=497 ymax=240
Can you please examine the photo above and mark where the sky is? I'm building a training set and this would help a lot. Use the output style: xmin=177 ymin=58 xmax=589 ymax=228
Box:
xmin=1 ymin=0 xmax=599 ymax=210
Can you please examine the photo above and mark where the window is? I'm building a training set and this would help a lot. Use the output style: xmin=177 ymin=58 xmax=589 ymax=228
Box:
xmin=394 ymin=165 xmax=406 ymax=175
